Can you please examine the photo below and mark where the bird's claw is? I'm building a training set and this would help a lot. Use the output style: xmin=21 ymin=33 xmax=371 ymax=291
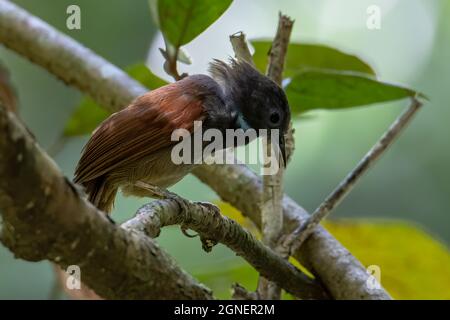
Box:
xmin=180 ymin=224 xmax=198 ymax=238
xmin=200 ymin=237 xmax=218 ymax=253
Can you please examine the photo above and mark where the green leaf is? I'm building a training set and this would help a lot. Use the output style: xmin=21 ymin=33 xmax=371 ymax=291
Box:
xmin=285 ymin=70 xmax=418 ymax=113
xmin=325 ymin=220 xmax=450 ymax=299
xmin=154 ymin=0 xmax=232 ymax=47
xmin=64 ymin=63 xmax=167 ymax=137
xmin=195 ymin=264 xmax=258 ymax=299
xmin=252 ymin=41 xmax=376 ymax=78
xmin=125 ymin=63 xmax=168 ymax=89
xmin=195 ymin=263 xmax=294 ymax=300
xmin=176 ymin=47 xmax=193 ymax=65
xmin=63 ymin=98 xmax=109 ymax=136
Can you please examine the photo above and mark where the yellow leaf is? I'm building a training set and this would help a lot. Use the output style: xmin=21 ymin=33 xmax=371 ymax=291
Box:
xmin=324 ymin=220 xmax=450 ymax=300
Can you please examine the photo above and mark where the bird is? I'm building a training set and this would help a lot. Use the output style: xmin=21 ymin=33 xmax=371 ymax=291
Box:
xmin=74 ymin=59 xmax=291 ymax=214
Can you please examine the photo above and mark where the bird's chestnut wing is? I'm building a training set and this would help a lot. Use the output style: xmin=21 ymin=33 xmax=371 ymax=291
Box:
xmin=74 ymin=83 xmax=206 ymax=184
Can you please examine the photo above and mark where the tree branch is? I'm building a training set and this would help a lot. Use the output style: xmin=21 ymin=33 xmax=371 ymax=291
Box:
xmin=193 ymin=164 xmax=392 ymax=300
xmin=266 ymin=13 xmax=294 ymax=85
xmin=283 ymin=98 xmax=423 ymax=254
xmin=121 ymin=197 xmax=329 ymax=300
xmin=0 ymin=103 xmax=213 ymax=300
xmin=0 ymin=0 xmax=391 ymax=299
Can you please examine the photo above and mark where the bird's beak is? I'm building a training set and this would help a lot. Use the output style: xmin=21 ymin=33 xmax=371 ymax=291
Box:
xmin=279 ymin=134 xmax=287 ymax=168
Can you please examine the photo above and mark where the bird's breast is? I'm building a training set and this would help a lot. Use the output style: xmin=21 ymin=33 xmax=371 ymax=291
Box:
xmin=117 ymin=146 xmax=194 ymax=198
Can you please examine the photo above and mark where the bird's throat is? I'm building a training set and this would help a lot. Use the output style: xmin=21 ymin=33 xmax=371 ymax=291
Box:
xmin=236 ymin=112 xmax=251 ymax=131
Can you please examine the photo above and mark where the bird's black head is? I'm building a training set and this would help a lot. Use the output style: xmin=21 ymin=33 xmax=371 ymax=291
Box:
xmin=209 ymin=59 xmax=291 ymax=164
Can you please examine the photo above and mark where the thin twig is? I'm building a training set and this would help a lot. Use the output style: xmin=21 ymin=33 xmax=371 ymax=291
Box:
xmin=284 ymin=98 xmax=423 ymax=255
xmin=266 ymin=13 xmax=294 ymax=84
xmin=258 ymin=12 xmax=294 ymax=300
xmin=122 ymin=197 xmax=329 ymax=300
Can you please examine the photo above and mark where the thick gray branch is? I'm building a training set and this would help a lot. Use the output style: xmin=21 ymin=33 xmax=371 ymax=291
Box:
xmin=122 ymin=198 xmax=329 ymax=300
xmin=0 ymin=0 xmax=391 ymax=299
xmin=0 ymin=103 xmax=212 ymax=300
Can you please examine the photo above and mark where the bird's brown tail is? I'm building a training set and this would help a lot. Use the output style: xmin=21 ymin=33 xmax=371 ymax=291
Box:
xmin=81 ymin=177 xmax=117 ymax=214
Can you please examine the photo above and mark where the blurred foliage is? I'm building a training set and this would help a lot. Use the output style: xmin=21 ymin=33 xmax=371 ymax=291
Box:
xmin=126 ymin=62 xmax=168 ymax=88
xmin=0 ymin=60 xmax=18 ymax=112
xmin=324 ymin=220 xmax=450 ymax=300
xmin=64 ymin=63 xmax=167 ymax=136
xmin=252 ymin=41 xmax=376 ymax=78
xmin=286 ymin=70 xmax=419 ymax=113
xmin=197 ymin=214 xmax=450 ymax=299
xmin=195 ymin=264 xmax=293 ymax=300
xmin=200 ymin=204 xmax=450 ymax=299
xmin=215 ymin=201 xmax=260 ymax=236
xmin=196 ymin=264 xmax=258 ymax=299
xmin=63 ymin=98 xmax=109 ymax=136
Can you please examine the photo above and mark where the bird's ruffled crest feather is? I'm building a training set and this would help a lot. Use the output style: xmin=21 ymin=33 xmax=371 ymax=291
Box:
xmin=208 ymin=58 xmax=263 ymax=98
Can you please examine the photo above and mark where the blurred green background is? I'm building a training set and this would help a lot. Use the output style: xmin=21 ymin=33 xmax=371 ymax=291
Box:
xmin=1 ymin=0 xmax=449 ymax=299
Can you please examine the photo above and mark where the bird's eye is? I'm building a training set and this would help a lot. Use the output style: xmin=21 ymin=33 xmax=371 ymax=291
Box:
xmin=270 ymin=112 xmax=280 ymax=125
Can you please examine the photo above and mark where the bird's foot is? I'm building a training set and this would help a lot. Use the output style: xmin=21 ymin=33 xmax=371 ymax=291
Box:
xmin=200 ymin=237 xmax=218 ymax=253
xmin=134 ymin=181 xmax=177 ymax=199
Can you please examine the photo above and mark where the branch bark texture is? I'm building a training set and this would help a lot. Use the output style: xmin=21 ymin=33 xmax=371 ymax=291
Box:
xmin=122 ymin=198 xmax=329 ymax=299
xmin=258 ymin=13 xmax=294 ymax=299
xmin=230 ymin=31 xmax=255 ymax=67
